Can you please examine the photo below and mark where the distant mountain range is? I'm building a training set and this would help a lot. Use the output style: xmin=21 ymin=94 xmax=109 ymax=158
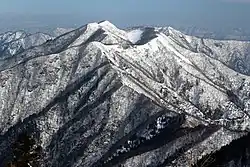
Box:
xmin=178 ymin=26 xmax=250 ymax=41
xmin=1 ymin=13 xmax=250 ymax=41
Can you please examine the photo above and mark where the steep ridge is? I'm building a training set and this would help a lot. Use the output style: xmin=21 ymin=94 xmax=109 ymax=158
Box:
xmin=0 ymin=21 xmax=250 ymax=166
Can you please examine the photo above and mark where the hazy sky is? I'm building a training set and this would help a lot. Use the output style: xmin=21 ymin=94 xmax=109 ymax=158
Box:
xmin=0 ymin=0 xmax=250 ymax=30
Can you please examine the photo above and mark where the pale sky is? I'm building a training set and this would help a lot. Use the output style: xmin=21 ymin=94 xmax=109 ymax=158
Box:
xmin=0 ymin=0 xmax=250 ymax=31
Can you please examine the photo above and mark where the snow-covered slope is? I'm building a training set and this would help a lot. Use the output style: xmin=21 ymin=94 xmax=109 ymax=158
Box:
xmin=52 ymin=27 xmax=75 ymax=37
xmin=127 ymin=29 xmax=143 ymax=44
xmin=0 ymin=21 xmax=250 ymax=167
xmin=0 ymin=31 xmax=52 ymax=59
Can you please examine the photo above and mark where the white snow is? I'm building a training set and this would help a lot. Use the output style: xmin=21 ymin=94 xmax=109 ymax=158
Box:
xmin=185 ymin=35 xmax=192 ymax=43
xmin=99 ymin=20 xmax=127 ymax=40
xmin=127 ymin=29 xmax=143 ymax=44
xmin=70 ymin=22 xmax=100 ymax=47
xmin=53 ymin=27 xmax=74 ymax=36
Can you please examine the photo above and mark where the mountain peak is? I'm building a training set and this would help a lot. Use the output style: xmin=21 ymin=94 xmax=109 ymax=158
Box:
xmin=98 ymin=20 xmax=114 ymax=26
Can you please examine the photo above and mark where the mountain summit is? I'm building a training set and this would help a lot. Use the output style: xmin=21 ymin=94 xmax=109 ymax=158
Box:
xmin=1 ymin=21 xmax=250 ymax=166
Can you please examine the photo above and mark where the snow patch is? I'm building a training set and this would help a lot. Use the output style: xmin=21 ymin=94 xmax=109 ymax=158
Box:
xmin=127 ymin=29 xmax=143 ymax=44
xmin=185 ymin=35 xmax=192 ymax=43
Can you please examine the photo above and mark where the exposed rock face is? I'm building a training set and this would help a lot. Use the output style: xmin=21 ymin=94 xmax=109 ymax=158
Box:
xmin=0 ymin=21 xmax=250 ymax=167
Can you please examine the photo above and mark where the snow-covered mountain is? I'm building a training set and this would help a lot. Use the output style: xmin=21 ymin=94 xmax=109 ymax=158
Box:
xmin=176 ymin=26 xmax=250 ymax=41
xmin=52 ymin=27 xmax=75 ymax=37
xmin=0 ymin=31 xmax=52 ymax=59
xmin=0 ymin=21 xmax=250 ymax=167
